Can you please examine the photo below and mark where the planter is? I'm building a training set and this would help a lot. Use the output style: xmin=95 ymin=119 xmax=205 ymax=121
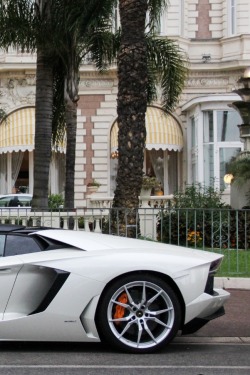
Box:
xmin=154 ymin=189 xmax=164 ymax=196
xmin=140 ymin=188 xmax=152 ymax=197
xmin=87 ymin=186 xmax=99 ymax=194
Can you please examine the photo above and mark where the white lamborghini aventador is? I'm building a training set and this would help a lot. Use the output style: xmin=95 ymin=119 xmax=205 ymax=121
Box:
xmin=0 ymin=224 xmax=230 ymax=353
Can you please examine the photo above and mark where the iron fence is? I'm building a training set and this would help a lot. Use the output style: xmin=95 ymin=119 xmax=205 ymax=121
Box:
xmin=0 ymin=206 xmax=249 ymax=276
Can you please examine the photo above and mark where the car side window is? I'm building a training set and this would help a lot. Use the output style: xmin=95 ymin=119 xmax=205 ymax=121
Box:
xmin=9 ymin=197 xmax=22 ymax=207
xmin=19 ymin=197 xmax=32 ymax=207
xmin=0 ymin=235 xmax=5 ymax=256
xmin=0 ymin=197 xmax=10 ymax=207
xmin=4 ymin=235 xmax=42 ymax=256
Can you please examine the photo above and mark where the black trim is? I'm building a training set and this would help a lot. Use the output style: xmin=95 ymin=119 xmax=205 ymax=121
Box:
xmin=0 ymin=224 xmax=25 ymax=232
xmin=30 ymin=269 xmax=70 ymax=315
xmin=182 ymin=306 xmax=225 ymax=335
xmin=204 ymin=275 xmax=215 ymax=295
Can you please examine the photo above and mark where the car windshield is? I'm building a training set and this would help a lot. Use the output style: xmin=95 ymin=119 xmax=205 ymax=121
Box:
xmin=0 ymin=196 xmax=31 ymax=208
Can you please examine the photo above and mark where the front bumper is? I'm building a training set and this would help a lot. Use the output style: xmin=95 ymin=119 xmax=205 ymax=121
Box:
xmin=182 ymin=288 xmax=230 ymax=334
xmin=182 ymin=306 xmax=225 ymax=335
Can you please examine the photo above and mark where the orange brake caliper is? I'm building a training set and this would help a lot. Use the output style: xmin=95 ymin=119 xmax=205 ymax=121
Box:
xmin=114 ymin=292 xmax=128 ymax=324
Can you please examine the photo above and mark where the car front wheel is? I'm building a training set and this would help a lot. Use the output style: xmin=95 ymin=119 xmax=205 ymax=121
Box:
xmin=96 ymin=274 xmax=181 ymax=353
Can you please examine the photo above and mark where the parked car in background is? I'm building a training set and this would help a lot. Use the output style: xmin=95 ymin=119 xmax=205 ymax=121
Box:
xmin=0 ymin=194 xmax=32 ymax=208
xmin=0 ymin=225 xmax=230 ymax=353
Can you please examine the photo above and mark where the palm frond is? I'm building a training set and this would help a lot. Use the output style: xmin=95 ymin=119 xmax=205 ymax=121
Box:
xmin=85 ymin=29 xmax=119 ymax=71
xmin=0 ymin=0 xmax=37 ymax=51
xmin=147 ymin=0 xmax=169 ymax=31
xmin=146 ymin=35 xmax=189 ymax=111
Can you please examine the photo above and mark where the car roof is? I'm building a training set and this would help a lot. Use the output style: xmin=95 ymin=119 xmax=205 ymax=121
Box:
xmin=0 ymin=224 xmax=26 ymax=232
xmin=0 ymin=225 xmax=50 ymax=233
xmin=0 ymin=194 xmax=32 ymax=198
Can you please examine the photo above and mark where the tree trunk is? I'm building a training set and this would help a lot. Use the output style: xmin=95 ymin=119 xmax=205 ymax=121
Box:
xmin=32 ymin=48 xmax=53 ymax=210
xmin=32 ymin=0 xmax=53 ymax=210
xmin=64 ymin=99 xmax=77 ymax=210
xmin=112 ymin=0 xmax=148 ymax=237
xmin=64 ymin=49 xmax=79 ymax=210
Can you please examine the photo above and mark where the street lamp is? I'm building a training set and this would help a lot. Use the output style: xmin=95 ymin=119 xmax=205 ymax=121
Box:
xmin=224 ymin=173 xmax=234 ymax=184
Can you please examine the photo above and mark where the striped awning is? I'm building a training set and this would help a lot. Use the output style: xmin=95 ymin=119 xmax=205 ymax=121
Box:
xmin=0 ymin=107 xmax=66 ymax=154
xmin=111 ymin=106 xmax=183 ymax=153
xmin=0 ymin=107 xmax=35 ymax=154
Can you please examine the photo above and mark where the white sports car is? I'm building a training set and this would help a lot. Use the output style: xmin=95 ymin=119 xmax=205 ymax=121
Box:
xmin=0 ymin=225 xmax=230 ymax=353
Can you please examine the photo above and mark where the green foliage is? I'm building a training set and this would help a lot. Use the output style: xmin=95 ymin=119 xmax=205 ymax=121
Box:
xmin=146 ymin=35 xmax=189 ymax=112
xmin=142 ymin=175 xmax=157 ymax=189
xmin=226 ymin=152 xmax=250 ymax=185
xmin=172 ymin=183 xmax=227 ymax=209
xmin=48 ymin=194 xmax=64 ymax=210
xmin=0 ymin=108 xmax=7 ymax=121
xmin=87 ymin=179 xmax=101 ymax=187
xmin=158 ymin=183 xmax=230 ymax=247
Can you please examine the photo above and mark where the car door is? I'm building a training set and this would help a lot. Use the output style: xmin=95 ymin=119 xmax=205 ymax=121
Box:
xmin=0 ymin=235 xmax=23 ymax=320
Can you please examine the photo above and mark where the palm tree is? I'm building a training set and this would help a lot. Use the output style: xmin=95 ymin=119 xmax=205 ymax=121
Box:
xmin=0 ymin=0 xmax=117 ymax=209
xmin=32 ymin=0 xmax=55 ymax=209
xmin=1 ymin=0 xmax=186 ymax=217
xmin=51 ymin=0 xmax=117 ymax=209
xmin=0 ymin=0 xmax=57 ymax=209
xmin=112 ymin=0 xmax=188 ymax=236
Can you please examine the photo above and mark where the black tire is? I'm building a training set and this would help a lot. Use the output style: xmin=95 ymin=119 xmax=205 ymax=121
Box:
xmin=95 ymin=273 xmax=182 ymax=353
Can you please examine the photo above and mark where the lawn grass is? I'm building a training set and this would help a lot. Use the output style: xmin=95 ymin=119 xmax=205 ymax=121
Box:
xmin=141 ymin=238 xmax=250 ymax=277
xmin=211 ymin=248 xmax=250 ymax=277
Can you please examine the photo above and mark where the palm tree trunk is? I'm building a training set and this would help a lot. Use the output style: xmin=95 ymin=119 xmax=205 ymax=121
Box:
xmin=64 ymin=49 xmax=80 ymax=210
xmin=32 ymin=48 xmax=53 ymax=209
xmin=64 ymin=99 xmax=77 ymax=210
xmin=112 ymin=0 xmax=148 ymax=237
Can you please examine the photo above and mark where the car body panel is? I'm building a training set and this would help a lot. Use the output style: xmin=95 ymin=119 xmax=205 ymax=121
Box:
xmin=17 ymin=246 xmax=215 ymax=304
xmin=0 ymin=194 xmax=32 ymax=210
xmin=0 ymin=256 xmax=23 ymax=319
xmin=0 ymin=228 xmax=230 ymax=344
xmin=184 ymin=288 xmax=230 ymax=323
xmin=0 ymin=272 xmax=103 ymax=341
xmin=35 ymin=230 xmax=223 ymax=261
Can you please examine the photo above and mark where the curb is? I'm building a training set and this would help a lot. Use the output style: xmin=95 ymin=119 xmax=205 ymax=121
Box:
xmin=174 ymin=337 xmax=250 ymax=344
xmin=215 ymin=277 xmax=250 ymax=290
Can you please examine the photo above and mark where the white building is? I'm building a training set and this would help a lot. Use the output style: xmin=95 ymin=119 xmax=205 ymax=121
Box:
xmin=0 ymin=0 xmax=249 ymax=207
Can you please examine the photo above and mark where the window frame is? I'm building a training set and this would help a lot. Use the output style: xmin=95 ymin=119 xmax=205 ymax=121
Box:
xmin=228 ymin=0 xmax=237 ymax=36
xmin=202 ymin=109 xmax=243 ymax=190
xmin=3 ymin=234 xmax=43 ymax=257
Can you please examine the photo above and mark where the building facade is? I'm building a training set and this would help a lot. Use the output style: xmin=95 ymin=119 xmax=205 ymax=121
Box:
xmin=0 ymin=0 xmax=249 ymax=207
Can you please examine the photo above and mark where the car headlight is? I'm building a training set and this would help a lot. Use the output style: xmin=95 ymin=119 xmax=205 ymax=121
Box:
xmin=209 ymin=257 xmax=223 ymax=275
xmin=205 ymin=257 xmax=223 ymax=295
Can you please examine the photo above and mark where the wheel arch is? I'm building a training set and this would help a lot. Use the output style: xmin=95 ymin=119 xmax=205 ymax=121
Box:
xmin=96 ymin=270 xmax=186 ymax=327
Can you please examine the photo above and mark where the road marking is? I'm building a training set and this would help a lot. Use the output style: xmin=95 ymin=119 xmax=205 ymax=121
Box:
xmin=174 ymin=337 xmax=250 ymax=344
xmin=0 ymin=366 xmax=250 ymax=369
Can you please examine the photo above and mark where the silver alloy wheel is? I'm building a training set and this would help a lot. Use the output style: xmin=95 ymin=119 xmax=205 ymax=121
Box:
xmin=107 ymin=280 xmax=175 ymax=350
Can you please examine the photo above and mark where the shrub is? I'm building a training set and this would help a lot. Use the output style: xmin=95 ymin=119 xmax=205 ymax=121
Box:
xmin=157 ymin=183 xmax=230 ymax=248
xmin=48 ymin=194 xmax=64 ymax=210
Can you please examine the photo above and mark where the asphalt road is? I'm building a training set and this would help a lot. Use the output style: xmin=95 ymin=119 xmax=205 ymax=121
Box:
xmin=0 ymin=341 xmax=249 ymax=375
xmin=0 ymin=289 xmax=248 ymax=375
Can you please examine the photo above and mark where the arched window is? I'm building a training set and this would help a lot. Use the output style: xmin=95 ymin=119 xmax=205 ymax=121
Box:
xmin=187 ymin=102 xmax=243 ymax=193
xmin=110 ymin=107 xmax=183 ymax=195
